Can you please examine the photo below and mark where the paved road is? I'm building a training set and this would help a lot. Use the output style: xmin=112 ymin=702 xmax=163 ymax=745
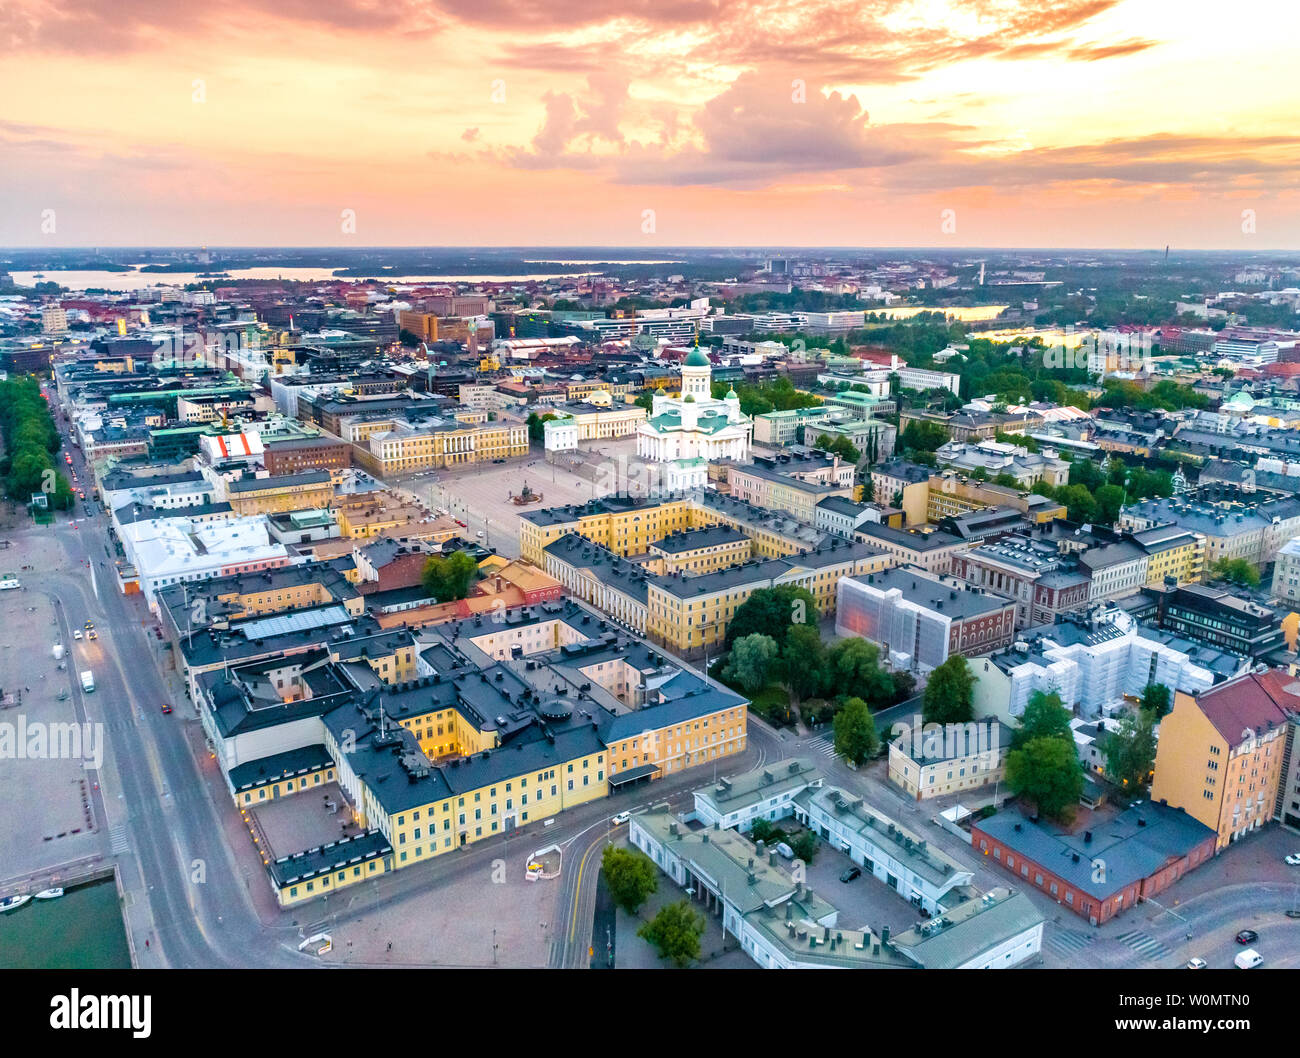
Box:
xmin=24 ymin=412 xmax=308 ymax=968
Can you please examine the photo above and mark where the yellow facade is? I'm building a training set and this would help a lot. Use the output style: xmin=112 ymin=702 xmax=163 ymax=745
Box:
xmin=276 ymin=853 xmax=389 ymax=907
xmin=519 ymin=499 xmax=696 ymax=565
xmin=566 ymin=403 xmax=646 ymax=440
xmin=216 ymin=581 xmax=364 ymax=619
xmin=519 ymin=496 xmax=818 ymax=567
xmin=645 ymin=549 xmax=893 ymax=654
xmin=1144 ymin=536 xmax=1205 ymax=586
xmin=651 ymin=536 xmax=752 ymax=574
xmin=368 ymin=421 xmax=528 ymax=474
xmin=228 ymin=479 xmax=335 ymax=516
xmin=606 ymin=705 xmax=748 ymax=781
xmin=335 ymin=742 xmax=609 ymax=868
xmin=1151 ymin=689 xmax=1288 ymax=850
xmin=924 ymin=475 xmax=1066 ymax=525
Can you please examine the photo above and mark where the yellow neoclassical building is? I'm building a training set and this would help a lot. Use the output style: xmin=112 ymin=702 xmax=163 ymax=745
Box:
xmin=198 ymin=599 xmax=752 ymax=907
xmin=226 ymin=471 xmax=335 ymax=516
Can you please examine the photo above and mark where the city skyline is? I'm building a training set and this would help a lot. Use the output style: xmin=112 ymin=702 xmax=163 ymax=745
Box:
xmin=4 ymin=0 xmax=1300 ymax=248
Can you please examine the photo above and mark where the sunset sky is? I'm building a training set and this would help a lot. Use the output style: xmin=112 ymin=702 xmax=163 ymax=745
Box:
xmin=3 ymin=0 xmax=1299 ymax=248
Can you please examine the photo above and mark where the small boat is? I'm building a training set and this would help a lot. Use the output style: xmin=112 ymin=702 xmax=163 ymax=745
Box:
xmin=0 ymin=894 xmax=31 ymax=912
xmin=33 ymin=887 xmax=64 ymax=900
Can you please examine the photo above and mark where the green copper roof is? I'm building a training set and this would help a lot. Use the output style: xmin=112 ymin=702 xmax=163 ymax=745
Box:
xmin=683 ymin=349 xmax=710 ymax=367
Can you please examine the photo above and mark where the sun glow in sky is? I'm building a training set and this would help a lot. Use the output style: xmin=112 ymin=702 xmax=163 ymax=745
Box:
xmin=2 ymin=0 xmax=1299 ymax=247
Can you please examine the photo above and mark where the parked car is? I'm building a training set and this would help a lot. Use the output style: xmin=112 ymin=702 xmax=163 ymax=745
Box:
xmin=839 ymin=866 xmax=862 ymax=883
xmin=1186 ymin=957 xmax=1207 ymax=969
xmin=1236 ymin=929 xmax=1259 ymax=944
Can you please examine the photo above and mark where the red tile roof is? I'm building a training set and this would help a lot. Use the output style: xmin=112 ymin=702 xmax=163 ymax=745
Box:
xmin=1194 ymin=671 xmax=1294 ymax=746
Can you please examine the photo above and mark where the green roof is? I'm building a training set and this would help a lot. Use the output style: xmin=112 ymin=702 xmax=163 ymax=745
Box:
xmin=684 ymin=349 xmax=710 ymax=367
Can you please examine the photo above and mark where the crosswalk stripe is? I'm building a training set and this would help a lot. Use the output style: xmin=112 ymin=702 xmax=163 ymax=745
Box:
xmin=1116 ymin=930 xmax=1172 ymax=960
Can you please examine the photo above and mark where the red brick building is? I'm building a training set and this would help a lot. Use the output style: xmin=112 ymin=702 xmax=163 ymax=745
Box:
xmin=263 ymin=437 xmax=352 ymax=476
xmin=971 ymin=801 xmax=1217 ymax=926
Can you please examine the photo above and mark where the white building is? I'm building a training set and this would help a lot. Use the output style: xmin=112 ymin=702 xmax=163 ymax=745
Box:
xmin=635 ymin=349 xmax=752 ymax=490
xmin=542 ymin=414 xmax=579 ymax=453
xmin=119 ymin=515 xmax=293 ymax=606
xmin=971 ymin=605 xmax=1216 ymax=722
xmin=1272 ymin=537 xmax=1300 ymax=604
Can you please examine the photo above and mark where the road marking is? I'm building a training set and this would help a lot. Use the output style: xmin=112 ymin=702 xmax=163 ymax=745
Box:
xmin=806 ymin=735 xmax=838 ymax=758
xmin=565 ymin=836 xmax=601 ymax=961
xmin=1115 ymin=929 xmax=1174 ymax=961
xmin=1044 ymin=927 xmax=1094 ymax=956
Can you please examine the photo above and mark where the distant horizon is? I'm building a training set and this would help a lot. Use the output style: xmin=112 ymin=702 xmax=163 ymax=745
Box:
xmin=7 ymin=244 xmax=1300 ymax=256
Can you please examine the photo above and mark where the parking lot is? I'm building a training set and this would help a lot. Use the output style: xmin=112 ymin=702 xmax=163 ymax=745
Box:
xmin=0 ymin=587 xmax=106 ymax=881
xmin=795 ymin=834 xmax=933 ymax=936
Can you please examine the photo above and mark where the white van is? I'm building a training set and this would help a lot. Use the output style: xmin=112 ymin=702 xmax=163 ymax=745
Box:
xmin=1234 ymin=948 xmax=1263 ymax=969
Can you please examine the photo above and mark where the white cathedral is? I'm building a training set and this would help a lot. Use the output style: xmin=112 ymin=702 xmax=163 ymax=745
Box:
xmin=635 ymin=348 xmax=752 ymax=491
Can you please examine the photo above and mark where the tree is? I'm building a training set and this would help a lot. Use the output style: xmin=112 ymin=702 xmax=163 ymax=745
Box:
xmin=1104 ymin=709 xmax=1158 ymax=791
xmin=1051 ymin=483 xmax=1098 ymax=524
xmin=922 ymin=655 xmax=975 ymax=724
xmin=1094 ymin=483 xmax=1126 ymax=525
xmin=638 ymin=900 xmax=705 ymax=967
xmin=833 ymin=696 xmax=879 ymax=765
xmin=781 ymin=622 xmax=826 ymax=703
xmin=1211 ymin=557 xmax=1260 ymax=588
xmin=900 ymin=420 xmax=948 ymax=454
xmin=722 ymin=633 xmax=781 ymax=693
xmin=1069 ymin=458 xmax=1104 ymax=492
xmin=992 ymin=472 xmax=1020 ymax=489
xmin=1011 ymin=690 xmax=1074 ymax=751
xmin=601 ymin=846 xmax=658 ymax=913
xmin=790 ymin=830 xmax=819 ymax=864
xmin=890 ymin=669 xmax=917 ymax=703
xmin=749 ymin=818 xmax=778 ymax=844
xmin=421 ymin=550 xmax=478 ymax=602
xmin=634 ymin=391 xmax=654 ymax=412
xmin=1005 ymin=736 xmax=1085 ymax=822
xmin=1139 ymin=682 xmax=1171 ymax=719
xmin=826 ymin=637 xmax=894 ymax=706
xmin=725 ymin=584 xmax=818 ymax=648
